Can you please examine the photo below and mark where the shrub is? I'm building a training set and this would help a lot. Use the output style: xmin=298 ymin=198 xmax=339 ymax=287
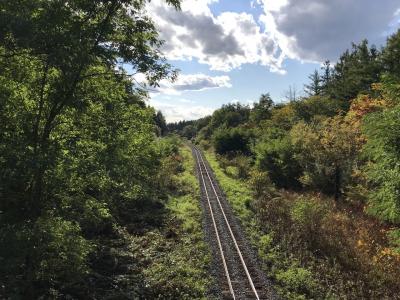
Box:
xmin=290 ymin=196 xmax=328 ymax=247
xmin=212 ymin=127 xmax=251 ymax=155
xmin=388 ymin=229 xmax=400 ymax=254
xmin=255 ymin=133 xmax=302 ymax=189
xmin=276 ymin=266 xmax=317 ymax=297
xmin=290 ymin=116 xmax=360 ymax=199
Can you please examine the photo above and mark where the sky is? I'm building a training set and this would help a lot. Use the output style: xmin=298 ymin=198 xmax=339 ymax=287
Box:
xmin=131 ymin=0 xmax=400 ymax=123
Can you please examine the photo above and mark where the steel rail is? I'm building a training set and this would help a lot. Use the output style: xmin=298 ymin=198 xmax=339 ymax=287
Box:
xmin=194 ymin=149 xmax=236 ymax=300
xmin=194 ymin=146 xmax=261 ymax=300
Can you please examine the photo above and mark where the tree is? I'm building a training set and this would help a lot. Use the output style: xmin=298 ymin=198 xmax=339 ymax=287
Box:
xmin=304 ymin=70 xmax=322 ymax=96
xmin=210 ymin=103 xmax=250 ymax=129
xmin=381 ymin=29 xmax=400 ymax=79
xmin=362 ymin=78 xmax=400 ymax=223
xmin=290 ymin=116 xmax=360 ymax=199
xmin=255 ymin=129 xmax=302 ymax=189
xmin=250 ymin=93 xmax=274 ymax=123
xmin=284 ymin=84 xmax=301 ymax=102
xmin=270 ymin=104 xmax=298 ymax=130
xmin=213 ymin=127 xmax=251 ymax=155
xmin=154 ymin=110 xmax=168 ymax=136
xmin=321 ymin=60 xmax=332 ymax=89
xmin=182 ymin=124 xmax=197 ymax=139
xmin=0 ymin=0 xmax=181 ymax=297
xmin=327 ymin=40 xmax=382 ymax=109
xmin=0 ymin=0 xmax=179 ymax=220
xmin=291 ymin=95 xmax=343 ymax=122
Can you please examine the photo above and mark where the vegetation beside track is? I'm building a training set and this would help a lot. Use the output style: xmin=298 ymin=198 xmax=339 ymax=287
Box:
xmin=204 ymin=150 xmax=400 ymax=299
xmin=90 ymin=141 xmax=212 ymax=299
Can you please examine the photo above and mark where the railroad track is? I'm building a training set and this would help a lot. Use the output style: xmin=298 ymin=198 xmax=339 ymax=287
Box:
xmin=192 ymin=146 xmax=277 ymax=300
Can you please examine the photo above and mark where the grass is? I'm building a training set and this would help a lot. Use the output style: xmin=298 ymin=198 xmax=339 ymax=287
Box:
xmin=141 ymin=144 xmax=213 ymax=299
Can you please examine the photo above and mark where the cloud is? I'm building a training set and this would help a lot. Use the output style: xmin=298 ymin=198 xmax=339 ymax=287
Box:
xmin=259 ymin=0 xmax=400 ymax=62
xmin=145 ymin=0 xmax=400 ymax=75
xmin=134 ymin=73 xmax=232 ymax=95
xmin=149 ymin=99 xmax=214 ymax=123
xmin=147 ymin=0 xmax=285 ymax=73
xmin=159 ymin=73 xmax=232 ymax=94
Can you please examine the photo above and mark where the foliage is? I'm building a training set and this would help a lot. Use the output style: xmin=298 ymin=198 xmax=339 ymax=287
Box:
xmin=154 ymin=111 xmax=168 ymax=136
xmin=381 ymin=29 xmax=400 ymax=79
xmin=291 ymin=95 xmax=343 ymax=122
xmin=269 ymin=104 xmax=298 ymax=130
xmin=388 ymin=229 xmax=400 ymax=254
xmin=142 ymin=145 xmax=212 ymax=299
xmin=326 ymin=39 xmax=382 ymax=108
xmin=210 ymin=103 xmax=250 ymax=129
xmin=290 ymin=115 xmax=360 ymax=198
xmin=250 ymin=93 xmax=274 ymax=123
xmin=0 ymin=0 xmax=183 ymax=297
xmin=362 ymin=81 xmax=400 ymax=223
xmin=304 ymin=69 xmax=322 ymax=96
xmin=212 ymin=127 xmax=251 ymax=155
xmin=255 ymin=129 xmax=302 ymax=189
xmin=275 ymin=267 xmax=317 ymax=298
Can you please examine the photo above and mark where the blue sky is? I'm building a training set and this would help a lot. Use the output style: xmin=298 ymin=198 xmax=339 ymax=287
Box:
xmin=135 ymin=0 xmax=400 ymax=122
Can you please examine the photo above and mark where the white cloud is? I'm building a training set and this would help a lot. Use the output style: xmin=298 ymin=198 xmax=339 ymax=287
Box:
xmin=159 ymin=73 xmax=232 ymax=94
xmin=146 ymin=0 xmax=285 ymax=73
xmin=258 ymin=0 xmax=400 ymax=62
xmin=150 ymin=98 xmax=214 ymax=122
xmin=144 ymin=0 xmax=400 ymax=74
xmin=264 ymin=0 xmax=288 ymax=12
xmin=134 ymin=73 xmax=232 ymax=95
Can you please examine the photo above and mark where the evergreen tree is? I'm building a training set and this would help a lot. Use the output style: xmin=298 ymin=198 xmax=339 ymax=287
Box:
xmin=320 ymin=60 xmax=332 ymax=94
xmin=304 ymin=70 xmax=322 ymax=96
xmin=382 ymin=29 xmax=400 ymax=79
xmin=154 ymin=110 xmax=168 ymax=136
xmin=328 ymin=40 xmax=382 ymax=108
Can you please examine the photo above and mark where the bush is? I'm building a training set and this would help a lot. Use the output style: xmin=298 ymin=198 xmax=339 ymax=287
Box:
xmin=290 ymin=116 xmax=359 ymax=198
xmin=219 ymin=154 xmax=253 ymax=179
xmin=212 ymin=127 xmax=251 ymax=155
xmin=276 ymin=266 xmax=317 ymax=297
xmin=255 ymin=133 xmax=302 ymax=189
xmin=388 ymin=229 xmax=400 ymax=254
xmin=290 ymin=196 xmax=328 ymax=247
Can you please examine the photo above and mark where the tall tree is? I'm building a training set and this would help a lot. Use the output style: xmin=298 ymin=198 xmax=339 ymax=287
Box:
xmin=250 ymin=93 xmax=274 ymax=123
xmin=321 ymin=60 xmax=332 ymax=87
xmin=304 ymin=70 xmax=322 ymax=96
xmin=381 ymin=29 xmax=400 ymax=79
xmin=154 ymin=110 xmax=168 ymax=136
xmin=327 ymin=40 xmax=382 ymax=109
xmin=0 ymin=0 xmax=179 ymax=219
